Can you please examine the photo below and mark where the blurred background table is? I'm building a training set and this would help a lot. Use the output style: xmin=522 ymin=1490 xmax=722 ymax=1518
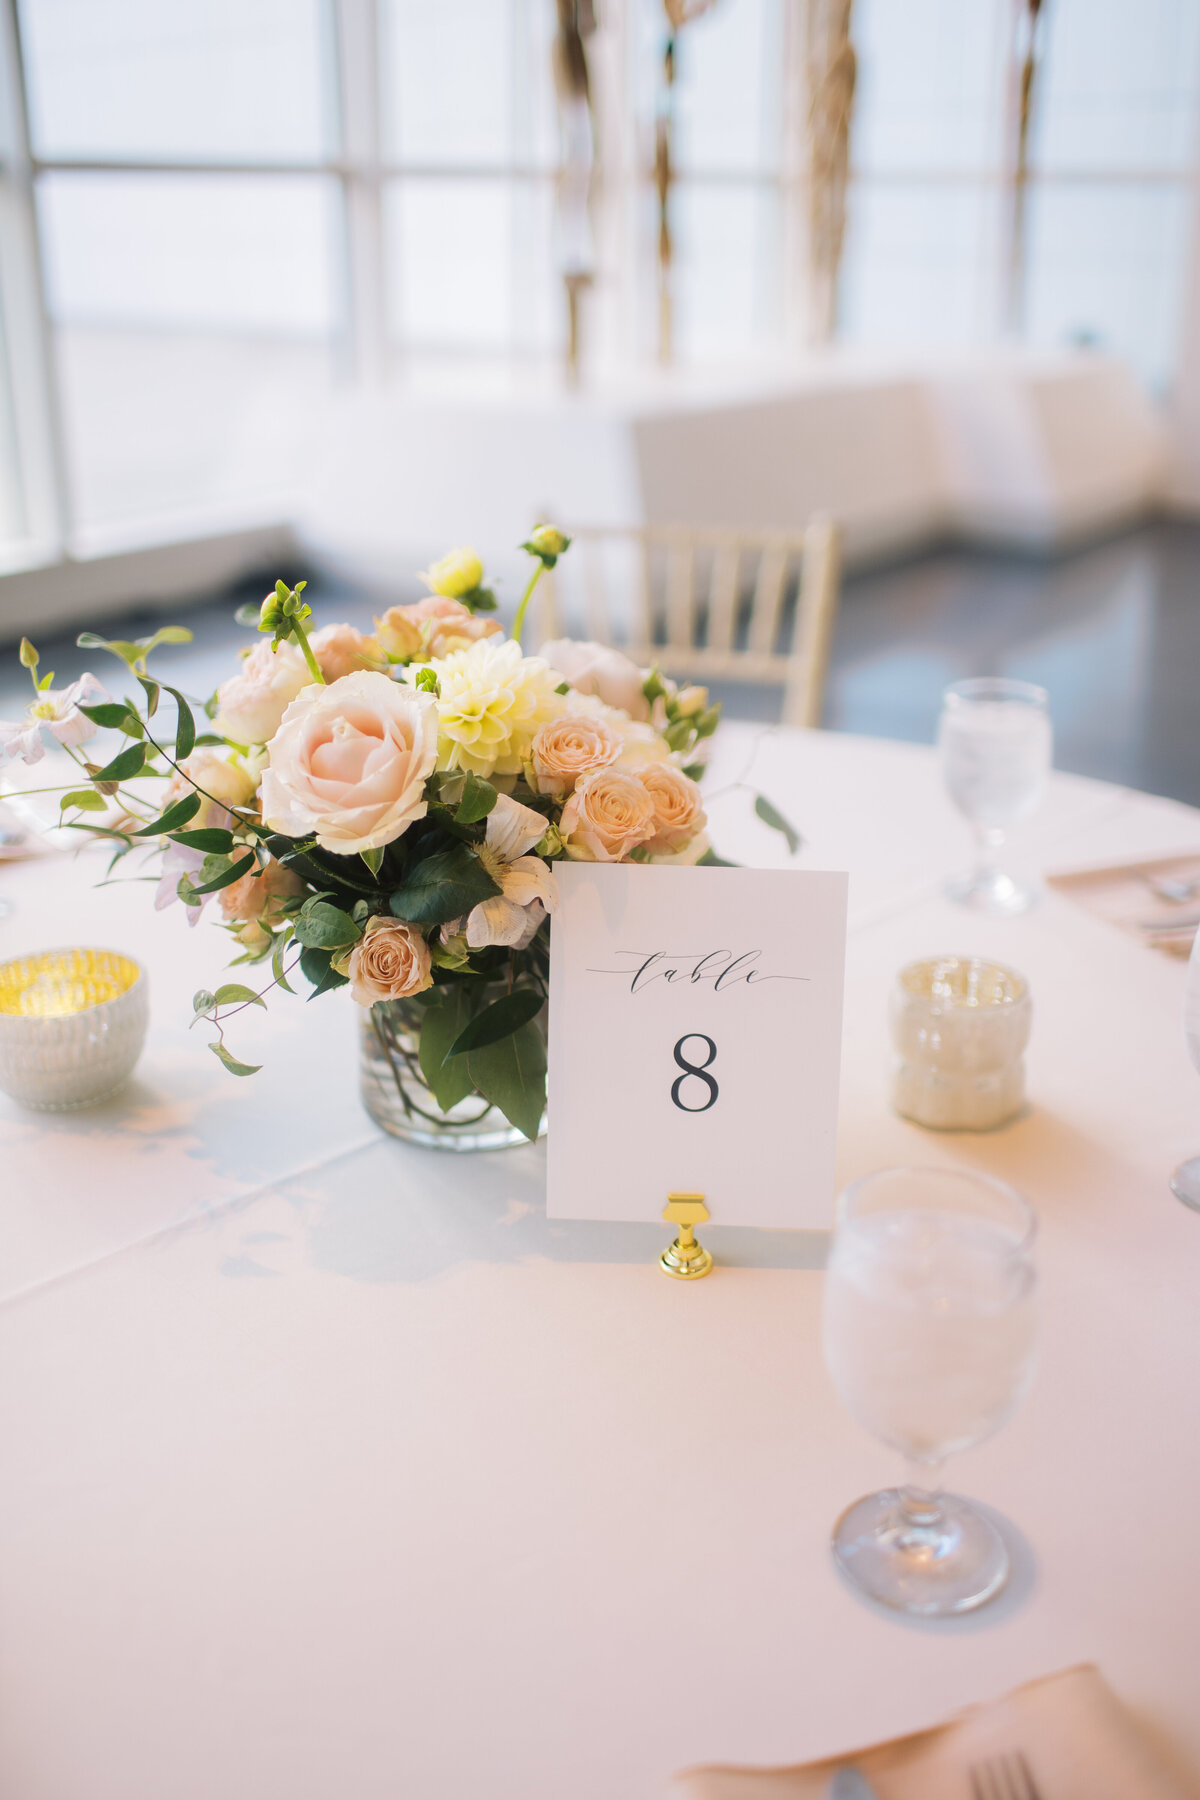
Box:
xmin=2 ymin=724 xmax=1199 ymax=1800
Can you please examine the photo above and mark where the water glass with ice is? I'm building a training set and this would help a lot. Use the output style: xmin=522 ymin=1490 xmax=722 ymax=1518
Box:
xmin=939 ymin=677 xmax=1052 ymax=915
xmin=822 ymin=1165 xmax=1037 ymax=1614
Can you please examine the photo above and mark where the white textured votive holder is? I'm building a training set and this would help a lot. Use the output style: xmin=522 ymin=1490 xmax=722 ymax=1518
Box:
xmin=890 ymin=955 xmax=1031 ymax=1132
xmin=0 ymin=948 xmax=149 ymax=1110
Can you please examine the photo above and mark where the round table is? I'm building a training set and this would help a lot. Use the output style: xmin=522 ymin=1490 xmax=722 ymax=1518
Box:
xmin=2 ymin=725 xmax=1199 ymax=1800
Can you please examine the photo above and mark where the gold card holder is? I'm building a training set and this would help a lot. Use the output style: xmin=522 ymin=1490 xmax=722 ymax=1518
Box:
xmin=660 ymin=1192 xmax=713 ymax=1280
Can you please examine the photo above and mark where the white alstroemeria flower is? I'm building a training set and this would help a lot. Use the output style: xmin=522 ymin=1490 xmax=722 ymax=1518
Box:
xmin=466 ymin=792 xmax=557 ymax=950
xmin=0 ymin=673 xmax=108 ymax=766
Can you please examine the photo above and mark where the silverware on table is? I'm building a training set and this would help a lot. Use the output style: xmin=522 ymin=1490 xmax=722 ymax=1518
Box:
xmin=827 ymin=1766 xmax=881 ymax=1800
xmin=1143 ymin=872 xmax=1200 ymax=904
xmin=969 ymin=1749 xmax=1043 ymax=1800
xmin=1136 ymin=913 xmax=1200 ymax=934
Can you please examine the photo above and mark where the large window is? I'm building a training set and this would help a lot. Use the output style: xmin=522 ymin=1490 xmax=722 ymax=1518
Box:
xmin=1 ymin=0 xmax=1198 ymax=574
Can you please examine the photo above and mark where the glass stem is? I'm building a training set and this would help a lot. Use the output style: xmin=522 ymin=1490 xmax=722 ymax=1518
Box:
xmin=897 ymin=1460 xmax=946 ymax=1545
xmin=972 ymin=824 xmax=1005 ymax=881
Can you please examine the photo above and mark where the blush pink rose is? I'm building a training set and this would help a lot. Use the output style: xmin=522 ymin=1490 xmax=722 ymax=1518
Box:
xmin=539 ymin=639 xmax=650 ymax=721
xmin=260 ymin=671 xmax=438 ymax=855
xmin=559 ymin=766 xmax=657 ymax=862
xmin=309 ymin=623 xmax=388 ymax=682
xmin=162 ymin=747 xmax=257 ymax=829
xmin=637 ymin=763 xmax=706 ymax=853
xmin=218 ymin=856 xmax=305 ymax=924
xmin=529 ymin=713 xmax=621 ymax=799
xmin=375 ymin=596 xmax=502 ymax=661
xmin=346 ymin=915 xmax=433 ymax=1007
xmin=213 ymin=640 xmax=310 ymax=745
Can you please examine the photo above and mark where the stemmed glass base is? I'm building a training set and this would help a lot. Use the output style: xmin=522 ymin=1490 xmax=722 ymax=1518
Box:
xmin=944 ymin=865 xmax=1033 ymax=916
xmin=832 ymin=1486 xmax=1009 ymax=1616
xmin=1170 ymin=1156 xmax=1200 ymax=1211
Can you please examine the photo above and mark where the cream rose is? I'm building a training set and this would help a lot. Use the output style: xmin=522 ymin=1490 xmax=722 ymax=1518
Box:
xmin=540 ymin=639 xmax=650 ymax=721
xmin=529 ymin=713 xmax=621 ymax=798
xmin=309 ymin=623 xmax=388 ymax=682
xmin=162 ymin=747 xmax=257 ymax=830
xmin=560 ymin=766 xmax=656 ymax=862
xmin=212 ymin=640 xmax=310 ymax=745
xmin=260 ymin=671 xmax=438 ymax=855
xmin=376 ymin=595 xmax=502 ymax=661
xmin=637 ymin=762 xmax=706 ymax=853
xmin=346 ymin=915 xmax=433 ymax=1007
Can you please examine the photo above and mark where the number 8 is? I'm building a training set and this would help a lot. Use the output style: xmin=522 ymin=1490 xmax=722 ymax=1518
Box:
xmin=671 ymin=1034 xmax=719 ymax=1113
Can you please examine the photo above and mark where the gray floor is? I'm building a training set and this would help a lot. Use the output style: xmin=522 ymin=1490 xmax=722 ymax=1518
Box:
xmin=4 ymin=520 xmax=1199 ymax=806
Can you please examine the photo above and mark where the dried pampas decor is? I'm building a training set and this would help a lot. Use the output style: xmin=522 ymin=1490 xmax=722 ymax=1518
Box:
xmin=553 ymin=0 xmax=598 ymax=384
xmin=1005 ymin=0 xmax=1048 ymax=333
xmin=804 ymin=0 xmax=856 ymax=345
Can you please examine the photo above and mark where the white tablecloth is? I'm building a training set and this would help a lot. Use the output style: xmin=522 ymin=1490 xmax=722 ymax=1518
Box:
xmin=2 ymin=725 xmax=1200 ymax=1800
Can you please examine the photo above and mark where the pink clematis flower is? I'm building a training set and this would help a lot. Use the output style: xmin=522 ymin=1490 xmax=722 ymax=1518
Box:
xmin=0 ymin=674 xmax=108 ymax=766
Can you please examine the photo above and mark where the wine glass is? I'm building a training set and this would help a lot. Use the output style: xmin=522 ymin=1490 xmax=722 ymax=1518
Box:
xmin=939 ymin=677 xmax=1052 ymax=915
xmin=822 ymin=1166 xmax=1037 ymax=1615
xmin=1170 ymin=929 xmax=1200 ymax=1209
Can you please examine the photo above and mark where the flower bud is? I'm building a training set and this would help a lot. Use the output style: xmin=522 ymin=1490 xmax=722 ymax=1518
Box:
xmin=522 ymin=524 xmax=570 ymax=566
xmin=18 ymin=638 xmax=38 ymax=669
xmin=258 ymin=593 xmax=286 ymax=632
xmin=422 ymin=547 xmax=484 ymax=599
xmin=673 ymin=684 xmax=709 ymax=718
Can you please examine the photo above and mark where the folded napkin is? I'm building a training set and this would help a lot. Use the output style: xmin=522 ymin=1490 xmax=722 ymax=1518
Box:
xmin=1047 ymin=852 xmax=1200 ymax=959
xmin=668 ymin=1665 xmax=1200 ymax=1799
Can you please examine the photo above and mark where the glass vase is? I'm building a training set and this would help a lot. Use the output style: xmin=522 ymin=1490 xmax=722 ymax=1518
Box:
xmin=359 ymin=993 xmax=547 ymax=1151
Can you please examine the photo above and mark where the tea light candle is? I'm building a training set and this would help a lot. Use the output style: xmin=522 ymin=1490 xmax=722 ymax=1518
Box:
xmin=890 ymin=955 xmax=1031 ymax=1132
xmin=0 ymin=948 xmax=148 ymax=1110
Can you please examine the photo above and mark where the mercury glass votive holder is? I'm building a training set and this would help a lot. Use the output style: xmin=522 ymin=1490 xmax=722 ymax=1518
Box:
xmin=0 ymin=948 xmax=148 ymax=1110
xmin=890 ymin=955 xmax=1031 ymax=1132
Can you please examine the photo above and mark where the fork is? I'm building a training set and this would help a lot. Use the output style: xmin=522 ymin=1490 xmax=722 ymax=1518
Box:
xmin=1142 ymin=871 xmax=1200 ymax=904
xmin=969 ymin=1750 xmax=1043 ymax=1800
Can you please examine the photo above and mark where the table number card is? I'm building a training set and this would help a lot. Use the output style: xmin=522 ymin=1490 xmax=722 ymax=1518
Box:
xmin=547 ymin=863 xmax=848 ymax=1229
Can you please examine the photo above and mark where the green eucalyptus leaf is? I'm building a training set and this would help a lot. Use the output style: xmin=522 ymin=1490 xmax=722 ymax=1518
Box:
xmin=466 ymin=1021 xmax=546 ymax=1141
xmin=299 ymin=945 xmax=349 ymax=997
xmin=170 ymin=827 xmax=235 ymax=853
xmin=131 ymin=793 xmax=201 ymax=836
xmin=295 ymin=900 xmax=361 ymax=950
xmin=209 ymin=1041 xmax=262 ymax=1077
xmin=75 ymin=633 xmax=145 ymax=667
xmin=92 ymin=742 xmax=146 ymax=783
xmin=212 ymin=983 xmax=266 ymax=1009
xmin=78 ymin=701 xmax=142 ymax=733
xmin=161 ymin=685 xmax=196 ymax=760
xmin=455 ymin=772 xmax=498 ymax=825
xmin=137 ymin=674 xmax=161 ymax=717
xmin=59 ymin=788 xmax=107 ymax=813
xmin=272 ymin=936 xmax=296 ymax=995
xmin=752 ymin=794 xmax=802 ymax=856
xmin=189 ymin=852 xmax=257 ymax=896
xmin=697 ymin=845 xmax=740 ymax=867
xmin=139 ymin=625 xmax=194 ymax=657
xmin=389 ymin=844 xmax=500 ymax=927
xmin=417 ymin=988 xmax=475 ymax=1112
xmin=444 ymin=987 xmax=545 ymax=1061
xmin=169 ymin=828 xmax=233 ymax=856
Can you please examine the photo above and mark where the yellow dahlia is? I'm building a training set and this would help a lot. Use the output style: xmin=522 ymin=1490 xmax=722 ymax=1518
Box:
xmin=424 ymin=637 xmax=565 ymax=776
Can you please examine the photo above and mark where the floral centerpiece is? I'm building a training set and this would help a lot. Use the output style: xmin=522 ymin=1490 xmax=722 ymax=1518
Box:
xmin=0 ymin=527 xmax=776 ymax=1150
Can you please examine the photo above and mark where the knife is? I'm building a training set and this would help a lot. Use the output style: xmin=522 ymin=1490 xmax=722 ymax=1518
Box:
xmin=827 ymin=1766 xmax=880 ymax=1800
